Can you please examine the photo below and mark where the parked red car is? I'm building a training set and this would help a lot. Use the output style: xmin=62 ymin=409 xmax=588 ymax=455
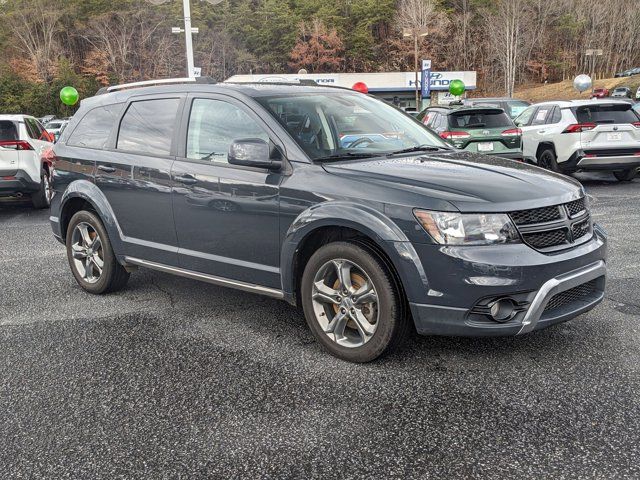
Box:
xmin=591 ymin=88 xmax=609 ymax=98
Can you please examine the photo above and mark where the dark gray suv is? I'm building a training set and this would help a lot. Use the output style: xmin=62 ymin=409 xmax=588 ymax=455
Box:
xmin=49 ymin=79 xmax=607 ymax=362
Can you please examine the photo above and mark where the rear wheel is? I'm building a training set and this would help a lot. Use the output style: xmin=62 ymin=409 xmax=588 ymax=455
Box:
xmin=301 ymin=241 xmax=409 ymax=362
xmin=65 ymin=210 xmax=130 ymax=294
xmin=613 ymin=169 xmax=637 ymax=182
xmin=31 ymin=169 xmax=52 ymax=209
xmin=537 ymin=148 xmax=560 ymax=172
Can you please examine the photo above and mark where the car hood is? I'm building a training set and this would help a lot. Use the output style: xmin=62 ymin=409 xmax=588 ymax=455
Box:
xmin=321 ymin=150 xmax=584 ymax=212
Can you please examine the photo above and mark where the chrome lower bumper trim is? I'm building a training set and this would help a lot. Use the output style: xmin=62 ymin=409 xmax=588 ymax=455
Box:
xmin=123 ymin=256 xmax=284 ymax=299
xmin=518 ymin=260 xmax=606 ymax=335
xmin=577 ymin=156 xmax=640 ymax=167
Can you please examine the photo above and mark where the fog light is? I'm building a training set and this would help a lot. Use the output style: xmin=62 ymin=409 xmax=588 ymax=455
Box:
xmin=488 ymin=298 xmax=516 ymax=323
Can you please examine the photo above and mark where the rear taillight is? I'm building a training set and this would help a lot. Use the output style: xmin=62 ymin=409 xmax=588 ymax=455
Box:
xmin=440 ymin=131 xmax=471 ymax=140
xmin=501 ymin=128 xmax=522 ymax=137
xmin=0 ymin=140 xmax=33 ymax=150
xmin=632 ymin=122 xmax=640 ymax=128
xmin=562 ymin=123 xmax=596 ymax=133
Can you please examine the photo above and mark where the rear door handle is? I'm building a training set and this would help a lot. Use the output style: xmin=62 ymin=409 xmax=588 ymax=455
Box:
xmin=537 ymin=130 xmax=546 ymax=134
xmin=174 ymin=174 xmax=197 ymax=185
xmin=97 ymin=165 xmax=116 ymax=173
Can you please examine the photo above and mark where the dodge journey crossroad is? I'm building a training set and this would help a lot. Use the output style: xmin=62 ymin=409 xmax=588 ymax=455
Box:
xmin=49 ymin=78 xmax=607 ymax=362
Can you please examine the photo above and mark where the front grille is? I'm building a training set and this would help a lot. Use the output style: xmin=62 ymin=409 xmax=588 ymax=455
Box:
xmin=571 ymin=219 xmax=591 ymax=240
xmin=509 ymin=197 xmax=591 ymax=252
xmin=544 ymin=280 xmax=598 ymax=312
xmin=566 ymin=198 xmax=586 ymax=217
xmin=522 ymin=228 xmax=568 ymax=249
xmin=510 ymin=205 xmax=562 ymax=225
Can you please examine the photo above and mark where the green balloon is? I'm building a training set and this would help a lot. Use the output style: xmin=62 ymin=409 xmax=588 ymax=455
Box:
xmin=449 ymin=79 xmax=465 ymax=96
xmin=60 ymin=86 xmax=79 ymax=106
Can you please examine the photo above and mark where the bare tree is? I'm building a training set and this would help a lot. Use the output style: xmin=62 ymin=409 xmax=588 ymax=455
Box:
xmin=485 ymin=0 xmax=531 ymax=97
xmin=82 ymin=10 xmax=176 ymax=83
xmin=8 ymin=0 xmax=61 ymax=82
xmin=396 ymin=0 xmax=439 ymax=106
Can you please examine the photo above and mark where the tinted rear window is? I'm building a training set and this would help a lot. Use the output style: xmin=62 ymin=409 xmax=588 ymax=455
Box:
xmin=68 ymin=104 xmax=123 ymax=149
xmin=0 ymin=121 xmax=18 ymax=141
xmin=573 ymin=104 xmax=639 ymax=124
xmin=117 ymin=98 xmax=180 ymax=155
xmin=448 ymin=110 xmax=513 ymax=128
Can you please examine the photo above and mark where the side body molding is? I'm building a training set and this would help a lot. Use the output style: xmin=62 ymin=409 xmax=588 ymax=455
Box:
xmin=280 ymin=201 xmax=431 ymax=305
xmin=58 ymin=180 xmax=125 ymax=252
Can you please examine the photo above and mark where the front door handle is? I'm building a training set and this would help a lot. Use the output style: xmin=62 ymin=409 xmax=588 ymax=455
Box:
xmin=174 ymin=174 xmax=197 ymax=185
xmin=97 ymin=165 xmax=116 ymax=173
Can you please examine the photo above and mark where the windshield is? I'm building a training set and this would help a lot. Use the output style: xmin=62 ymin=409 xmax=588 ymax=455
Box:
xmin=255 ymin=93 xmax=449 ymax=160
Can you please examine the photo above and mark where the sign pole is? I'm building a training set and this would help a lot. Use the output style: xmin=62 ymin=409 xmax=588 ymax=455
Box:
xmin=183 ymin=0 xmax=195 ymax=78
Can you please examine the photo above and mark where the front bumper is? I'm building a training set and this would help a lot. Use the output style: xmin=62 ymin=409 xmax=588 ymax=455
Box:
xmin=0 ymin=170 xmax=40 ymax=196
xmin=408 ymin=226 xmax=607 ymax=336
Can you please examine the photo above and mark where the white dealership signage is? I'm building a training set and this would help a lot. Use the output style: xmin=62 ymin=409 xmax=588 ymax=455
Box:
xmin=227 ymin=70 xmax=477 ymax=92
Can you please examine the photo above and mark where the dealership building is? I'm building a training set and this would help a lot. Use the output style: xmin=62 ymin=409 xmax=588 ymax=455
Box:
xmin=226 ymin=71 xmax=477 ymax=110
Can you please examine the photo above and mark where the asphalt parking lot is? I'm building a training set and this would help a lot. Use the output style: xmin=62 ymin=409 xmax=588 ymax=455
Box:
xmin=1 ymin=173 xmax=639 ymax=479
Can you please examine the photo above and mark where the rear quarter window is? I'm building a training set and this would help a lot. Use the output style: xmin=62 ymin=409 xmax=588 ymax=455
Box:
xmin=116 ymin=98 xmax=180 ymax=156
xmin=68 ymin=104 xmax=124 ymax=149
xmin=573 ymin=104 xmax=639 ymax=124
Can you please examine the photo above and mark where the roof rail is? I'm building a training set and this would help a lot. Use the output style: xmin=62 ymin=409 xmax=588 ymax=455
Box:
xmin=96 ymin=76 xmax=216 ymax=95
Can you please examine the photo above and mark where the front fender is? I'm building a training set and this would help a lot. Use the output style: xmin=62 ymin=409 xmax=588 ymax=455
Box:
xmin=281 ymin=201 xmax=430 ymax=304
xmin=57 ymin=180 xmax=124 ymax=252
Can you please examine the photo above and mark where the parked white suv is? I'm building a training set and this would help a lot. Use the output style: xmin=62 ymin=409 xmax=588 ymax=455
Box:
xmin=0 ymin=115 xmax=54 ymax=208
xmin=514 ymin=100 xmax=640 ymax=181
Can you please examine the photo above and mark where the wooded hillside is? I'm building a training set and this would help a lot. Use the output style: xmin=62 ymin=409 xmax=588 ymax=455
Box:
xmin=1 ymin=0 xmax=639 ymax=116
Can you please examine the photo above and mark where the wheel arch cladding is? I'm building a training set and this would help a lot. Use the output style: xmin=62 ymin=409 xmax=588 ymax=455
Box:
xmin=59 ymin=180 xmax=123 ymax=253
xmin=281 ymin=201 xmax=431 ymax=306
xmin=536 ymin=141 xmax=556 ymax=157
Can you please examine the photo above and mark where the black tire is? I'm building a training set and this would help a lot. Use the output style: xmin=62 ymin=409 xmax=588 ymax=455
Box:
xmin=300 ymin=241 xmax=409 ymax=362
xmin=537 ymin=148 xmax=560 ymax=172
xmin=65 ymin=210 xmax=130 ymax=294
xmin=613 ymin=169 xmax=637 ymax=182
xmin=31 ymin=169 xmax=52 ymax=209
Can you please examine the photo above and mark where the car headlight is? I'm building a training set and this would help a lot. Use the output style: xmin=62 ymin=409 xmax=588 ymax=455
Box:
xmin=414 ymin=210 xmax=520 ymax=245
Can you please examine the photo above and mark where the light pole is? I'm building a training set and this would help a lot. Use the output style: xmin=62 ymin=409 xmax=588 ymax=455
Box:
xmin=403 ymin=27 xmax=428 ymax=110
xmin=146 ymin=0 xmax=222 ymax=78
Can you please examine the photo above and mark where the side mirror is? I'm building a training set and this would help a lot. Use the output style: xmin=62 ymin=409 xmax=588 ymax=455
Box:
xmin=228 ymin=138 xmax=281 ymax=170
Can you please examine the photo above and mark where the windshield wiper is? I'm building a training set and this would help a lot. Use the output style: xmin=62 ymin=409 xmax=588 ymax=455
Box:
xmin=315 ymin=152 xmax=379 ymax=162
xmin=386 ymin=145 xmax=450 ymax=156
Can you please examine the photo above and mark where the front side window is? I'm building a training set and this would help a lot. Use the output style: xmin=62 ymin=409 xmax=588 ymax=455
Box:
xmin=531 ymin=107 xmax=552 ymax=126
xmin=117 ymin=98 xmax=180 ymax=155
xmin=186 ymin=99 xmax=270 ymax=163
xmin=68 ymin=104 xmax=123 ymax=149
xmin=256 ymin=92 xmax=448 ymax=160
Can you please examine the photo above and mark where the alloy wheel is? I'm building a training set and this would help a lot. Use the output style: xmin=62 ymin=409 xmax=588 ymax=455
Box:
xmin=310 ymin=259 xmax=379 ymax=348
xmin=70 ymin=222 xmax=104 ymax=284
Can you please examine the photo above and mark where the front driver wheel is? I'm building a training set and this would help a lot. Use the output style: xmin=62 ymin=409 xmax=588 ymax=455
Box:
xmin=66 ymin=210 xmax=130 ymax=294
xmin=301 ymin=241 xmax=409 ymax=362
xmin=613 ymin=169 xmax=637 ymax=182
